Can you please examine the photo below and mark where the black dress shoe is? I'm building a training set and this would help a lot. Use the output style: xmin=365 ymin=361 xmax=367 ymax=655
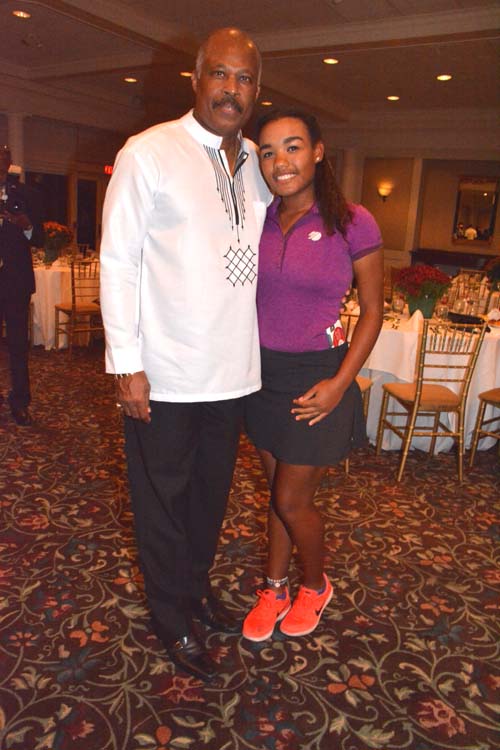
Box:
xmin=151 ymin=617 xmax=217 ymax=683
xmin=166 ymin=633 xmax=217 ymax=683
xmin=192 ymin=594 xmax=240 ymax=634
xmin=10 ymin=406 xmax=32 ymax=426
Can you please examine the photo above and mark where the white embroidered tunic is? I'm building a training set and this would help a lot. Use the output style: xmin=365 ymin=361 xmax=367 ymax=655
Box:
xmin=100 ymin=110 xmax=271 ymax=402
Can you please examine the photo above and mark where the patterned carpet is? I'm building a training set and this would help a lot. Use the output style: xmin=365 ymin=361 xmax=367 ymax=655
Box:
xmin=0 ymin=343 xmax=499 ymax=750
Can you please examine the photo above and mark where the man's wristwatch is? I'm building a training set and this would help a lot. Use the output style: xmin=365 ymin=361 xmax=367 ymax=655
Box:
xmin=114 ymin=373 xmax=135 ymax=380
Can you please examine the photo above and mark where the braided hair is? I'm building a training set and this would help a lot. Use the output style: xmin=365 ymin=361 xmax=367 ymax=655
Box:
xmin=255 ymin=108 xmax=353 ymax=237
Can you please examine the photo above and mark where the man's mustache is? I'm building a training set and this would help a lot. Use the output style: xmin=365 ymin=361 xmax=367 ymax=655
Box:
xmin=213 ymin=95 xmax=243 ymax=113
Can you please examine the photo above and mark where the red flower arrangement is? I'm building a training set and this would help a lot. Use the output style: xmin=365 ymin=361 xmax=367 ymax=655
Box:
xmin=394 ymin=264 xmax=451 ymax=299
xmin=43 ymin=221 xmax=73 ymax=249
xmin=43 ymin=221 xmax=73 ymax=263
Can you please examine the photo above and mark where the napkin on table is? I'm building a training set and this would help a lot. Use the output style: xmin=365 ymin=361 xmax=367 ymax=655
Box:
xmin=400 ymin=309 xmax=424 ymax=331
xmin=487 ymin=308 xmax=500 ymax=322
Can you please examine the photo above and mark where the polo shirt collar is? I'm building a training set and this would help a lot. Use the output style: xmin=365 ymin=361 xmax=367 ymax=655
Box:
xmin=181 ymin=109 xmax=246 ymax=155
xmin=268 ymin=197 xmax=320 ymax=218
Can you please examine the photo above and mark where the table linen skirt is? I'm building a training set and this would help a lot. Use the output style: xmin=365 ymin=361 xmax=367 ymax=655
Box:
xmin=245 ymin=345 xmax=366 ymax=466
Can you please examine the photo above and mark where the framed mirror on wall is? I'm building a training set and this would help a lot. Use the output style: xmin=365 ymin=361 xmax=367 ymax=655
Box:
xmin=452 ymin=176 xmax=499 ymax=243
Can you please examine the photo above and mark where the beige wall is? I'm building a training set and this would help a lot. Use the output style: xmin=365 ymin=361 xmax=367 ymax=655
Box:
xmin=358 ymin=156 xmax=500 ymax=263
xmin=361 ymin=157 xmax=414 ymax=251
xmin=419 ymin=159 xmax=500 ymax=256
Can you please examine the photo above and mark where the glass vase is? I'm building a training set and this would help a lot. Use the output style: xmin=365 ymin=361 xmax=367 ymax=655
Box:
xmin=407 ymin=294 xmax=437 ymax=319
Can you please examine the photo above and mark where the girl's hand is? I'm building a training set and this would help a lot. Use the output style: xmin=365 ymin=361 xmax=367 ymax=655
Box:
xmin=291 ymin=378 xmax=345 ymax=426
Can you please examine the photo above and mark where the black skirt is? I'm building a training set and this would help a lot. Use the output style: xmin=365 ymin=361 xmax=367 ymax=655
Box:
xmin=244 ymin=345 xmax=366 ymax=467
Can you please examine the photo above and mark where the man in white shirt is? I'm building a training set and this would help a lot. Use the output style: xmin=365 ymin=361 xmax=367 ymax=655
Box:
xmin=100 ymin=28 xmax=270 ymax=682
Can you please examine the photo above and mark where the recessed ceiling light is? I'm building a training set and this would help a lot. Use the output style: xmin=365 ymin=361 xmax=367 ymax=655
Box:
xmin=387 ymin=95 xmax=400 ymax=101
xmin=437 ymin=74 xmax=452 ymax=81
xmin=323 ymin=58 xmax=339 ymax=65
xmin=260 ymin=100 xmax=273 ymax=106
xmin=179 ymin=71 xmax=192 ymax=78
xmin=12 ymin=10 xmax=31 ymax=19
xmin=124 ymin=77 xmax=138 ymax=83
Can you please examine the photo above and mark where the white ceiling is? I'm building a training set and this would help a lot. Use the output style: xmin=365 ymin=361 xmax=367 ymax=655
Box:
xmin=1 ymin=0 xmax=499 ymax=138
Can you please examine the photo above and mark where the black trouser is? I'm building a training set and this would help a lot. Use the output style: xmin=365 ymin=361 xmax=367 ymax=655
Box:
xmin=0 ymin=294 xmax=31 ymax=409
xmin=124 ymin=398 xmax=243 ymax=640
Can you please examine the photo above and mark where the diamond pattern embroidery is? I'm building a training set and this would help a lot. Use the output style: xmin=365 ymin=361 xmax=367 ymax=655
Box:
xmin=224 ymin=244 xmax=256 ymax=287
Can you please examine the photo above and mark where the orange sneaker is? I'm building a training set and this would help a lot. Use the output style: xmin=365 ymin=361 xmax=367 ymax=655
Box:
xmin=280 ymin=574 xmax=333 ymax=637
xmin=242 ymin=588 xmax=291 ymax=642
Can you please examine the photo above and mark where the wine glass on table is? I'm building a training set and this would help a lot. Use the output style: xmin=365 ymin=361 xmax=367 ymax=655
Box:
xmin=435 ymin=298 xmax=449 ymax=321
xmin=391 ymin=292 xmax=405 ymax=328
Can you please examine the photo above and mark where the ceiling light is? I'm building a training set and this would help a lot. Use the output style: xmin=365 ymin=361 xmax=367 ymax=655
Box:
xmin=323 ymin=58 xmax=339 ymax=65
xmin=387 ymin=95 xmax=400 ymax=101
xmin=12 ymin=10 xmax=31 ymax=19
xmin=124 ymin=77 xmax=138 ymax=84
xmin=179 ymin=71 xmax=192 ymax=78
xmin=260 ymin=101 xmax=273 ymax=106
xmin=437 ymin=74 xmax=452 ymax=81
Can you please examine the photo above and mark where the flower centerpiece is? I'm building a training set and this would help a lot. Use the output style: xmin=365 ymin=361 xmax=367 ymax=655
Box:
xmin=483 ymin=256 xmax=500 ymax=291
xmin=394 ymin=264 xmax=451 ymax=318
xmin=43 ymin=221 xmax=73 ymax=265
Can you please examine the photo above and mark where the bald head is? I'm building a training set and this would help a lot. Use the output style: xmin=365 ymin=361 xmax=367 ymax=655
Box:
xmin=195 ymin=27 xmax=262 ymax=86
xmin=191 ymin=26 xmax=261 ymax=143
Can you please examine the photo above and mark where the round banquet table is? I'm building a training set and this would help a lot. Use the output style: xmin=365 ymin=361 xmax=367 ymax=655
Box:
xmin=360 ymin=317 xmax=500 ymax=453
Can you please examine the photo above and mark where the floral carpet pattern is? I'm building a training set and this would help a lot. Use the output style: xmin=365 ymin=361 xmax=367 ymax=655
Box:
xmin=0 ymin=344 xmax=499 ymax=750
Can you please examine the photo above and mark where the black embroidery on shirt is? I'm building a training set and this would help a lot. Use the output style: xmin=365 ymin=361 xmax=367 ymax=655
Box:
xmin=204 ymin=145 xmax=248 ymax=241
xmin=224 ymin=244 xmax=256 ymax=287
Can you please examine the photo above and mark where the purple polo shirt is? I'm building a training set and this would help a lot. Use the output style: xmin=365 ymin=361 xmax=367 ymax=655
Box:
xmin=257 ymin=200 xmax=382 ymax=352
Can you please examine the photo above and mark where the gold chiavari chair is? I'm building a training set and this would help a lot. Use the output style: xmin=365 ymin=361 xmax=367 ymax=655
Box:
xmin=78 ymin=243 xmax=91 ymax=258
xmin=448 ymin=269 xmax=492 ymax=316
xmin=469 ymin=388 xmax=500 ymax=466
xmin=54 ymin=258 xmax=102 ymax=355
xmin=458 ymin=267 xmax=483 ymax=280
xmin=376 ymin=320 xmax=487 ymax=482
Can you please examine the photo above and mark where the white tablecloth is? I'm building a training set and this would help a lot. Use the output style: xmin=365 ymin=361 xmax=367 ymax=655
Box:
xmin=32 ymin=265 xmax=71 ymax=349
xmin=361 ymin=319 xmax=500 ymax=452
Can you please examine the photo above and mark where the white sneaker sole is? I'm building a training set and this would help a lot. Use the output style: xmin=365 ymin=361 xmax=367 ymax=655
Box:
xmin=280 ymin=587 xmax=333 ymax=637
xmin=242 ymin=603 xmax=291 ymax=642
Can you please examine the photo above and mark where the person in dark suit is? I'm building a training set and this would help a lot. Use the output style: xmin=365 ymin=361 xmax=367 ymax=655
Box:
xmin=0 ymin=145 xmax=43 ymax=425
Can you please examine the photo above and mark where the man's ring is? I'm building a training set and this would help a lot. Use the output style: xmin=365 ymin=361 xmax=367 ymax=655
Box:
xmin=116 ymin=403 xmax=122 ymax=409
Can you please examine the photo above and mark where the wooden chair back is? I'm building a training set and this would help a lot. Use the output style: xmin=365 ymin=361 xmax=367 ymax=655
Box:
xmin=71 ymin=258 xmax=100 ymax=310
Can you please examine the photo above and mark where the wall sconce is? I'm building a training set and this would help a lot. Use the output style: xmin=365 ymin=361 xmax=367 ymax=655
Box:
xmin=377 ymin=184 xmax=393 ymax=201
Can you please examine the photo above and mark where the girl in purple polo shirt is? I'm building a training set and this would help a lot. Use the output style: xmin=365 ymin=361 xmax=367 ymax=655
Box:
xmin=243 ymin=110 xmax=383 ymax=642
